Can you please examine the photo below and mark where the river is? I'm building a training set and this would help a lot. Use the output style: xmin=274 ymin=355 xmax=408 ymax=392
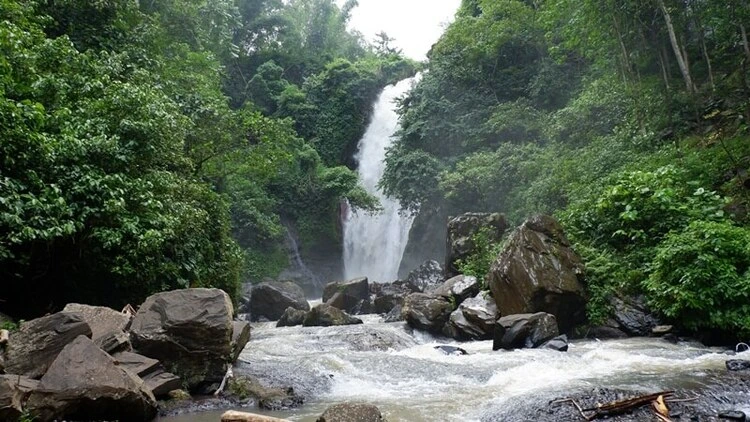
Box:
xmin=158 ymin=313 xmax=743 ymax=422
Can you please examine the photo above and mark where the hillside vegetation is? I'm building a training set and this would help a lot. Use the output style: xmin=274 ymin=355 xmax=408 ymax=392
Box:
xmin=381 ymin=0 xmax=750 ymax=339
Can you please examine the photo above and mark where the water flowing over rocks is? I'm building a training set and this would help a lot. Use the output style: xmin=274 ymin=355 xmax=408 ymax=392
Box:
xmin=249 ymin=281 xmax=310 ymax=321
xmin=488 ymin=214 xmax=586 ymax=333
xmin=130 ymin=288 xmax=234 ymax=392
xmin=493 ymin=312 xmax=559 ymax=350
xmin=4 ymin=311 xmax=92 ymax=379
xmin=402 ymin=292 xmax=454 ymax=334
xmin=322 ymin=277 xmax=372 ymax=315
xmin=303 ymin=304 xmax=363 ymax=327
xmin=405 ymin=259 xmax=444 ymax=293
xmin=317 ymin=402 xmax=385 ymax=422
xmin=445 ymin=212 xmax=508 ymax=278
xmin=26 ymin=335 xmax=157 ymax=421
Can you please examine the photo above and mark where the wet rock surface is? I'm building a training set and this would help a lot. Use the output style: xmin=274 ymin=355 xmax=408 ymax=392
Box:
xmin=445 ymin=212 xmax=507 ymax=278
xmin=493 ymin=312 xmax=559 ymax=350
xmin=317 ymin=402 xmax=385 ymax=422
xmin=303 ymin=304 xmax=363 ymax=327
xmin=405 ymin=260 xmax=444 ymax=293
xmin=434 ymin=274 xmax=481 ymax=303
xmin=482 ymin=372 xmax=750 ymax=422
xmin=488 ymin=215 xmax=586 ymax=332
xmin=277 ymin=307 xmax=307 ymax=327
xmin=231 ymin=321 xmax=252 ymax=362
xmin=402 ymin=293 xmax=453 ymax=334
xmin=323 ymin=278 xmax=371 ymax=316
xmin=610 ymin=295 xmax=661 ymax=336
xmin=250 ymin=282 xmax=310 ymax=321
xmin=373 ymin=282 xmax=411 ymax=314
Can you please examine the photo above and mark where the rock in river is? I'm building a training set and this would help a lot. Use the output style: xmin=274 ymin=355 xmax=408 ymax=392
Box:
xmin=493 ymin=312 xmax=559 ymax=350
xmin=303 ymin=304 xmax=363 ymax=327
xmin=317 ymin=402 xmax=385 ymax=422
xmin=323 ymin=277 xmax=372 ymax=315
xmin=402 ymin=293 xmax=453 ymax=334
xmin=488 ymin=215 xmax=586 ymax=332
xmin=130 ymin=288 xmax=233 ymax=392
xmin=250 ymin=281 xmax=310 ymax=321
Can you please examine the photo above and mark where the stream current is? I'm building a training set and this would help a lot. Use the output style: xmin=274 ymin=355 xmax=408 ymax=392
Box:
xmin=159 ymin=313 xmax=743 ymax=422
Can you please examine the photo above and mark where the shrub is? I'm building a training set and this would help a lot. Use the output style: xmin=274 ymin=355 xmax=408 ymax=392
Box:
xmin=643 ymin=220 xmax=750 ymax=335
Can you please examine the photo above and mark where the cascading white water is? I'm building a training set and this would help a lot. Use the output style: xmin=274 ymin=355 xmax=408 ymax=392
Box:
xmin=343 ymin=78 xmax=417 ymax=283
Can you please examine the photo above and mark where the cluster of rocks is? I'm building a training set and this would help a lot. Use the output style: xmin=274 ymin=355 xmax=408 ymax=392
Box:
xmin=0 ymin=288 xmax=250 ymax=421
xmin=245 ymin=277 xmax=368 ymax=328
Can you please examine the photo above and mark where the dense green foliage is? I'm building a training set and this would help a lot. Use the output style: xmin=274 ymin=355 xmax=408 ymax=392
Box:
xmin=0 ymin=0 xmax=414 ymax=317
xmin=383 ymin=0 xmax=750 ymax=337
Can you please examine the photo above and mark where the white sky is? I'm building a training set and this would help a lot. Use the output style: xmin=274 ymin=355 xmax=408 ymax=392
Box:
xmin=339 ymin=0 xmax=462 ymax=60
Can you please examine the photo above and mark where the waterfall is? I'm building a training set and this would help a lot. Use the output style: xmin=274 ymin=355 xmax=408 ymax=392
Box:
xmin=278 ymin=225 xmax=323 ymax=296
xmin=343 ymin=77 xmax=416 ymax=283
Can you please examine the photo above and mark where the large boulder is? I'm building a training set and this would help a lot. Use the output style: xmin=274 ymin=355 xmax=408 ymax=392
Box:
xmin=26 ymin=336 xmax=156 ymax=422
xmin=250 ymin=281 xmax=310 ymax=321
xmin=373 ymin=282 xmax=412 ymax=314
xmin=303 ymin=304 xmax=363 ymax=327
xmin=402 ymin=293 xmax=453 ymax=334
xmin=0 ymin=375 xmax=37 ymax=420
xmin=62 ymin=303 xmax=132 ymax=353
xmin=488 ymin=215 xmax=586 ymax=332
xmin=405 ymin=260 xmax=444 ymax=293
xmin=276 ymin=307 xmax=307 ymax=327
xmin=231 ymin=321 xmax=251 ymax=362
xmin=317 ymin=403 xmax=385 ymax=422
xmin=444 ymin=292 xmax=497 ymax=340
xmin=4 ymin=311 xmax=92 ymax=379
xmin=493 ymin=312 xmax=559 ymax=350
xmin=129 ymin=288 xmax=233 ymax=392
xmin=323 ymin=278 xmax=371 ymax=315
xmin=434 ymin=275 xmax=481 ymax=304
xmin=445 ymin=213 xmax=508 ymax=278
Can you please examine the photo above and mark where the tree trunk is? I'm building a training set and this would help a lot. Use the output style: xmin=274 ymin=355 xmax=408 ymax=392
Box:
xmin=612 ymin=14 xmax=633 ymax=81
xmin=657 ymin=0 xmax=695 ymax=93
xmin=741 ymin=22 xmax=750 ymax=63
xmin=657 ymin=44 xmax=671 ymax=91
xmin=694 ymin=13 xmax=715 ymax=91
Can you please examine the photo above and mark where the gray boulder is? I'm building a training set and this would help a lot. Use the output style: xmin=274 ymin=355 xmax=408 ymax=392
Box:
xmin=611 ymin=296 xmax=661 ymax=336
xmin=26 ymin=336 xmax=156 ymax=422
xmin=540 ymin=334 xmax=569 ymax=352
xmin=62 ymin=303 xmax=132 ymax=353
xmin=726 ymin=360 xmax=750 ymax=371
xmin=445 ymin=212 xmax=508 ymax=278
xmin=303 ymin=304 xmax=363 ymax=327
xmin=250 ymin=281 xmax=310 ymax=321
xmin=0 ymin=375 xmax=37 ymax=420
xmin=4 ymin=311 xmax=92 ymax=379
xmin=493 ymin=312 xmax=559 ymax=350
xmin=129 ymin=288 xmax=233 ymax=392
xmin=277 ymin=307 xmax=307 ymax=327
xmin=383 ymin=305 xmax=404 ymax=322
xmin=405 ymin=260 xmax=444 ymax=293
xmin=373 ymin=282 xmax=411 ymax=314
xmin=434 ymin=275 xmax=481 ymax=303
xmin=317 ymin=402 xmax=385 ymax=422
xmin=323 ymin=278 xmax=371 ymax=315
xmin=402 ymin=293 xmax=453 ymax=334
xmin=231 ymin=321 xmax=251 ymax=362
xmin=444 ymin=292 xmax=497 ymax=340
xmin=488 ymin=215 xmax=586 ymax=332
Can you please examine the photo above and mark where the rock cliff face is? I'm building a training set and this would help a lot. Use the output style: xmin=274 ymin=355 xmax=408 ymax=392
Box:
xmin=487 ymin=215 xmax=586 ymax=332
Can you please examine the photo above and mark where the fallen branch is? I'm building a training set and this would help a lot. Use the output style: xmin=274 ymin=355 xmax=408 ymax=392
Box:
xmin=214 ymin=366 xmax=234 ymax=396
xmin=551 ymin=398 xmax=590 ymax=420
xmin=555 ymin=391 xmax=676 ymax=420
